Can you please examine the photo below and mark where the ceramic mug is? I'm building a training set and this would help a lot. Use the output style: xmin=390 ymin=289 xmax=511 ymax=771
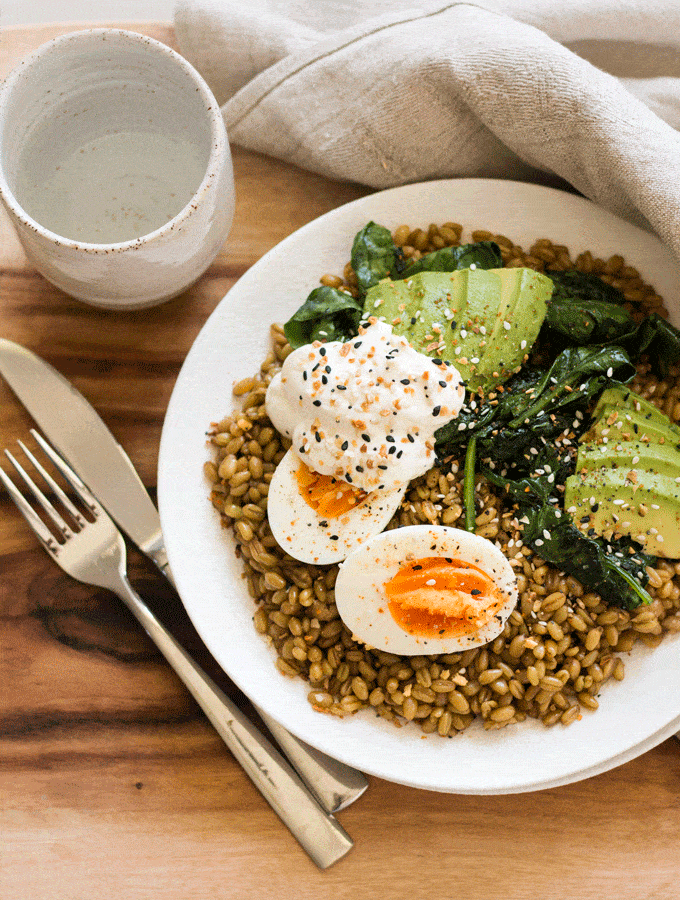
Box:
xmin=0 ymin=29 xmax=234 ymax=310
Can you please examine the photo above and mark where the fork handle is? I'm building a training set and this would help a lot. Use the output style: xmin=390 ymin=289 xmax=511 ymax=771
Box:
xmin=153 ymin=556 xmax=368 ymax=813
xmin=110 ymin=571 xmax=353 ymax=869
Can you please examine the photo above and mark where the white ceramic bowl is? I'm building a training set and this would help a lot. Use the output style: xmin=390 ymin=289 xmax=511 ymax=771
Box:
xmin=159 ymin=179 xmax=680 ymax=794
xmin=0 ymin=29 xmax=234 ymax=309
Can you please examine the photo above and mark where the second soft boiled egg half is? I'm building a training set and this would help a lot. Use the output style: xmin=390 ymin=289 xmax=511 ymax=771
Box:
xmin=335 ymin=524 xmax=519 ymax=655
xmin=267 ymin=447 xmax=406 ymax=565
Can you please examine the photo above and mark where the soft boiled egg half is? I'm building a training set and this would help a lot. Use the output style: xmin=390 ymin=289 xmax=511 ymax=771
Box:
xmin=335 ymin=524 xmax=519 ymax=655
xmin=267 ymin=448 xmax=407 ymax=564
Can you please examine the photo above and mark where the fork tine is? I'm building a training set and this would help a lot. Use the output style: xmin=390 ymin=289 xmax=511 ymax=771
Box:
xmin=17 ymin=439 xmax=86 ymax=526
xmin=0 ymin=464 xmax=62 ymax=550
xmin=30 ymin=429 xmax=99 ymax=514
xmin=4 ymin=449 xmax=72 ymax=541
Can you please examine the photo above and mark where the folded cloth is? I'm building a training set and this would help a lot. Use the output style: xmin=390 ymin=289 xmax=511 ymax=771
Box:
xmin=175 ymin=0 xmax=680 ymax=260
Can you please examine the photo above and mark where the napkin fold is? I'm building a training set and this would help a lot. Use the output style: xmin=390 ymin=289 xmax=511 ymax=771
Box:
xmin=175 ymin=0 xmax=680 ymax=262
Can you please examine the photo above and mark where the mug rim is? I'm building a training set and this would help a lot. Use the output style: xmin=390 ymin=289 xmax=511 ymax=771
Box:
xmin=0 ymin=27 xmax=229 ymax=254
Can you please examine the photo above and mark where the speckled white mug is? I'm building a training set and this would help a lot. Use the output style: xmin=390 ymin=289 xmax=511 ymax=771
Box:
xmin=0 ymin=29 xmax=234 ymax=309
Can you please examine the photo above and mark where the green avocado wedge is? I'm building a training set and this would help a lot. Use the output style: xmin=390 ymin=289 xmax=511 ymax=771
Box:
xmin=565 ymin=384 xmax=680 ymax=558
xmin=564 ymin=468 xmax=680 ymax=558
xmin=363 ymin=267 xmax=552 ymax=393
xmin=593 ymin=383 xmax=680 ymax=438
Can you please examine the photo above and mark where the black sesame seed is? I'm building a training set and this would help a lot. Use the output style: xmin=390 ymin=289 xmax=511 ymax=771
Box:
xmin=302 ymin=371 xmax=308 ymax=381
xmin=315 ymin=432 xmax=322 ymax=442
xmin=356 ymin=465 xmax=364 ymax=472
xmin=412 ymin=565 xmax=422 ymax=571
xmin=471 ymin=589 xmax=481 ymax=596
xmin=388 ymin=446 xmax=396 ymax=454
xmin=330 ymin=535 xmax=339 ymax=541
xmin=313 ymin=400 xmax=321 ymax=407
xmin=407 ymin=434 xmax=415 ymax=443
xmin=400 ymin=378 xmax=410 ymax=385
xmin=321 ymin=375 xmax=328 ymax=384
xmin=396 ymin=450 xmax=403 ymax=458
xmin=361 ymin=433 xmax=371 ymax=442
xmin=439 ymin=381 xmax=447 ymax=388
xmin=312 ymin=363 xmax=319 ymax=372
xmin=341 ymin=440 xmax=348 ymax=450
xmin=353 ymin=341 xmax=363 ymax=348
xmin=432 ymin=359 xmax=443 ymax=366
xmin=450 ymin=320 xmax=457 ymax=330
xmin=337 ymin=384 xmax=347 ymax=390
xmin=432 ymin=405 xmax=441 ymax=416
xmin=386 ymin=435 xmax=395 ymax=443
xmin=319 ymin=347 xmax=326 ymax=356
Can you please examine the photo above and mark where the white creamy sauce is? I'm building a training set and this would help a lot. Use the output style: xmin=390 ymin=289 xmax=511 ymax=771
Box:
xmin=265 ymin=321 xmax=465 ymax=492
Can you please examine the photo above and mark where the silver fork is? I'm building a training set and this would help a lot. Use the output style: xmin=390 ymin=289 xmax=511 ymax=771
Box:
xmin=1 ymin=431 xmax=354 ymax=869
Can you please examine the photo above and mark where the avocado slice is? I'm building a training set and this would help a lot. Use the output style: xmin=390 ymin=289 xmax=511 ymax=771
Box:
xmin=565 ymin=467 xmax=680 ymax=558
xmin=585 ymin=404 xmax=680 ymax=448
xmin=364 ymin=267 xmax=551 ymax=392
xmin=593 ymin=383 xmax=680 ymax=437
xmin=564 ymin=381 xmax=680 ymax=558
xmin=576 ymin=441 xmax=680 ymax=480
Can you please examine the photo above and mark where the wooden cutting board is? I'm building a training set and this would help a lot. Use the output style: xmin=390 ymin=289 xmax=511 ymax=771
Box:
xmin=1 ymin=21 xmax=679 ymax=900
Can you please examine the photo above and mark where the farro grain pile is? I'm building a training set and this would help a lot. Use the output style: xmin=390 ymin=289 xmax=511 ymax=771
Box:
xmin=205 ymin=223 xmax=680 ymax=735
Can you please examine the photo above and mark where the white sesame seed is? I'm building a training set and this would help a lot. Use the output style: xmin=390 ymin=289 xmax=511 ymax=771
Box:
xmin=503 ymin=321 xmax=511 ymax=331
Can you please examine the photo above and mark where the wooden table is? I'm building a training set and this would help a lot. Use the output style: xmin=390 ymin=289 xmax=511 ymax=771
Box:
xmin=1 ymin=21 xmax=679 ymax=900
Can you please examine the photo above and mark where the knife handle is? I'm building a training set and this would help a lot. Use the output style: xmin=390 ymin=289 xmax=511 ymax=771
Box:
xmin=152 ymin=558 xmax=368 ymax=813
xmin=112 ymin=569 xmax=353 ymax=868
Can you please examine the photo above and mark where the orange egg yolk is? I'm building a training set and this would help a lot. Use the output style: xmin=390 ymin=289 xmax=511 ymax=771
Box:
xmin=295 ymin=461 xmax=368 ymax=519
xmin=384 ymin=556 xmax=505 ymax=638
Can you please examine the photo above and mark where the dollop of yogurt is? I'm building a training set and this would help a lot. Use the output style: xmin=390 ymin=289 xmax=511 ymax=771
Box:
xmin=265 ymin=321 xmax=465 ymax=492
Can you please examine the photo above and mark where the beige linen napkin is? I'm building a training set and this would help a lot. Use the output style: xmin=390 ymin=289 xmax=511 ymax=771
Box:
xmin=175 ymin=0 xmax=680 ymax=260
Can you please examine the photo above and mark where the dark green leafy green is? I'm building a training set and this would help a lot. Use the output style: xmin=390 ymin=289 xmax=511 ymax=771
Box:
xmin=283 ymin=287 xmax=363 ymax=349
xmin=549 ymin=269 xmax=626 ymax=308
xmin=350 ymin=222 xmax=406 ymax=294
xmin=463 ymin=436 xmax=477 ymax=532
xmin=545 ymin=270 xmax=636 ymax=345
xmin=435 ymin=345 xmax=636 ymax=459
xmin=516 ymin=504 xmax=654 ymax=610
xmin=400 ymin=241 xmax=502 ymax=278
xmin=626 ymin=312 xmax=680 ymax=377
xmin=506 ymin=346 xmax=636 ymax=427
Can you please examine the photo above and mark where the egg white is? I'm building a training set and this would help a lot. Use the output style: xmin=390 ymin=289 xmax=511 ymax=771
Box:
xmin=267 ymin=448 xmax=407 ymax=565
xmin=335 ymin=524 xmax=518 ymax=655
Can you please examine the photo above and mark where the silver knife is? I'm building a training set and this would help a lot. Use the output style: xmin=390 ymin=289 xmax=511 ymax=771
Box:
xmin=0 ymin=338 xmax=368 ymax=813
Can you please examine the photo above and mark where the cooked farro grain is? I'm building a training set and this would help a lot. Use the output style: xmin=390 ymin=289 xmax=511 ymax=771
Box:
xmin=205 ymin=224 xmax=680 ymax=736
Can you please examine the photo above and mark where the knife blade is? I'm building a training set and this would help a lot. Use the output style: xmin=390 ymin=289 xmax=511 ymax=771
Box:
xmin=0 ymin=339 xmax=170 ymax=573
xmin=0 ymin=337 xmax=368 ymax=812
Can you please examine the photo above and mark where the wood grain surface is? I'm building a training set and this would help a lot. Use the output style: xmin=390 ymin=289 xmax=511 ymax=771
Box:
xmin=1 ymin=22 xmax=679 ymax=900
